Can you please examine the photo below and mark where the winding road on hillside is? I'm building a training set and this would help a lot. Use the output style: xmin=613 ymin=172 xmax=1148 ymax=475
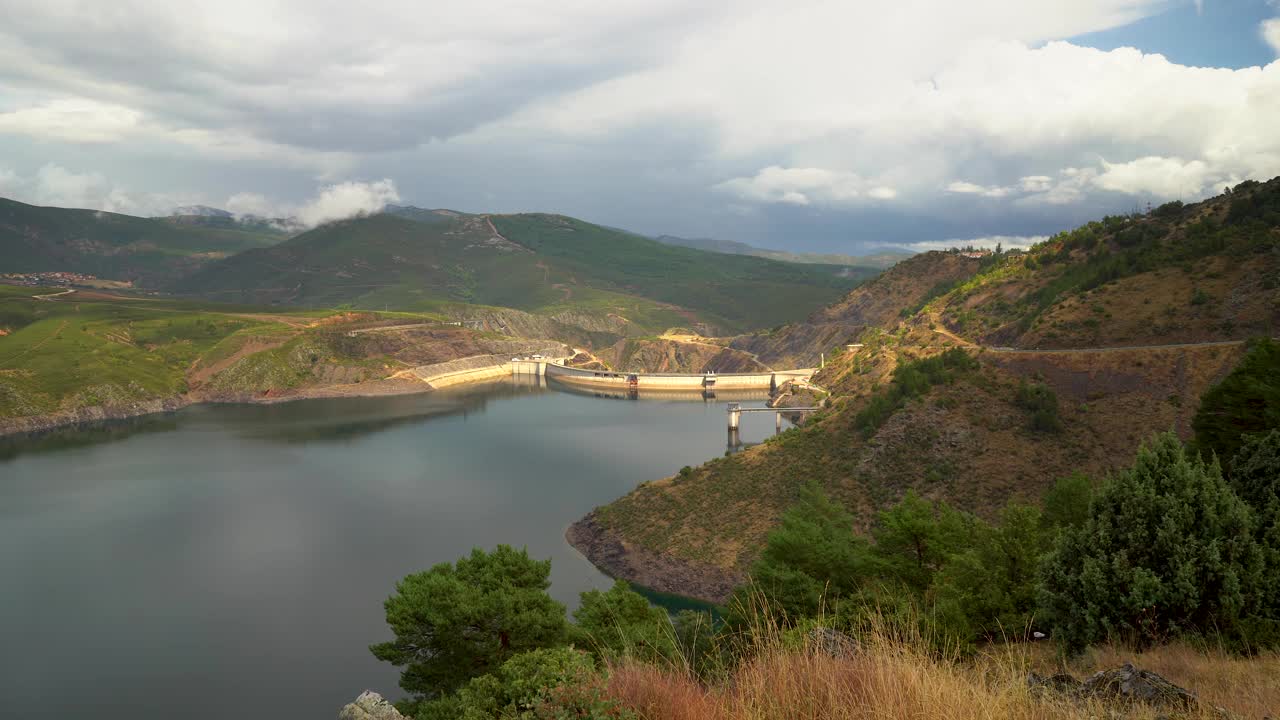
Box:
xmin=929 ymin=324 xmax=1252 ymax=355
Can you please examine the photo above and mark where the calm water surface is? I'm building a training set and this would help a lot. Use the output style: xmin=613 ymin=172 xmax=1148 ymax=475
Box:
xmin=0 ymin=379 xmax=785 ymax=719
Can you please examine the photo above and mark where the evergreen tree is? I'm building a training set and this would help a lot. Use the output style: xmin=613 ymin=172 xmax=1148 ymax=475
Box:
xmin=370 ymin=546 xmax=568 ymax=715
xmin=934 ymin=503 xmax=1049 ymax=642
xmin=1229 ymin=430 xmax=1280 ymax=618
xmin=1038 ymin=433 xmax=1265 ymax=652
xmin=1041 ymin=472 xmax=1094 ymax=531
xmin=870 ymin=490 xmax=974 ymax=594
xmin=1192 ymin=338 xmax=1280 ymax=464
xmin=572 ymin=580 xmax=677 ymax=664
xmin=727 ymin=482 xmax=871 ymax=625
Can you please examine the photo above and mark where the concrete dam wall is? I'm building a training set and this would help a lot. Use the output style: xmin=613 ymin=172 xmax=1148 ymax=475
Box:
xmin=542 ymin=361 xmax=813 ymax=392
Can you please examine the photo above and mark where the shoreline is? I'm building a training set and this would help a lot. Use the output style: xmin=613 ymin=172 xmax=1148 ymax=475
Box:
xmin=565 ymin=511 xmax=743 ymax=605
xmin=0 ymin=376 xmax=439 ymax=439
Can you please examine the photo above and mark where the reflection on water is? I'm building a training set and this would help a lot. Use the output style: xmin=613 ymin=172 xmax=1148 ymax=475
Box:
xmin=0 ymin=378 xmax=785 ymax=720
xmin=0 ymin=413 xmax=181 ymax=461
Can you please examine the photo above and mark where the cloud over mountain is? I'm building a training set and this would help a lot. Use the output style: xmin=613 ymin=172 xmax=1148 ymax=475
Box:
xmin=0 ymin=1 xmax=1276 ymax=252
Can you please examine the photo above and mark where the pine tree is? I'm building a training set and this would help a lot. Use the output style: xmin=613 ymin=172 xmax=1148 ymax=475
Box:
xmin=370 ymin=546 xmax=568 ymax=715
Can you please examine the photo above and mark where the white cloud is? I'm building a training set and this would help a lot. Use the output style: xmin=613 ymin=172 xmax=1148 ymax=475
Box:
xmin=0 ymin=98 xmax=141 ymax=143
xmin=293 ymin=179 xmax=400 ymax=227
xmin=0 ymin=167 xmax=20 ymax=195
xmin=0 ymin=164 xmax=396 ymax=228
xmin=2 ymin=163 xmax=199 ymax=215
xmin=893 ymin=235 xmax=1048 ymax=253
xmin=1093 ymin=156 xmax=1226 ymax=198
xmin=2 ymin=1 xmax=1278 ymax=247
xmin=714 ymin=166 xmax=897 ymax=207
xmin=1263 ymin=17 xmax=1280 ymax=56
xmin=946 ymin=181 xmax=1012 ymax=197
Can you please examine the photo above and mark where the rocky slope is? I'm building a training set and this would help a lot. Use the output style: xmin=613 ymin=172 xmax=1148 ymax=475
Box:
xmin=729 ymin=251 xmax=981 ymax=368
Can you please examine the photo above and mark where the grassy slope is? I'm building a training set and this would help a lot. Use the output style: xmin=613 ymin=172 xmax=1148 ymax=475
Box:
xmin=493 ymin=213 xmax=874 ymax=332
xmin=176 ymin=211 xmax=875 ymax=336
xmin=607 ymin=630 xmax=1279 ymax=720
xmin=0 ymin=197 xmax=284 ymax=284
xmin=0 ymin=285 xmax=281 ymax=417
xmin=584 ymin=179 xmax=1280 ymax=595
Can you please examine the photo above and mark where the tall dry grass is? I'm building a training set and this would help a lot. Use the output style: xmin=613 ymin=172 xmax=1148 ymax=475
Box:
xmin=603 ymin=605 xmax=1279 ymax=720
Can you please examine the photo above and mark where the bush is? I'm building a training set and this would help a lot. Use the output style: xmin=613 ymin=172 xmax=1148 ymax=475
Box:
xmin=933 ymin=503 xmax=1050 ymax=643
xmin=854 ymin=350 xmax=977 ymax=437
xmin=1015 ymin=379 xmax=1062 ymax=433
xmin=1228 ymin=431 xmax=1280 ymax=619
xmin=726 ymin=482 xmax=872 ymax=626
xmin=1038 ymin=433 xmax=1266 ymax=653
xmin=572 ymin=581 xmax=678 ymax=664
xmin=1192 ymin=338 xmax=1280 ymax=464
xmin=456 ymin=647 xmax=631 ymax=719
xmin=1040 ymin=472 xmax=1093 ymax=531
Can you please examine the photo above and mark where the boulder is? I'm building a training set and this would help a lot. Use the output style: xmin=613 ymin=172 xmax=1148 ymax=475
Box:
xmin=1028 ymin=663 xmax=1239 ymax=718
xmin=338 ymin=691 xmax=407 ymax=720
xmin=807 ymin=627 xmax=860 ymax=658
xmin=1080 ymin=663 xmax=1198 ymax=710
xmin=1027 ymin=671 xmax=1082 ymax=697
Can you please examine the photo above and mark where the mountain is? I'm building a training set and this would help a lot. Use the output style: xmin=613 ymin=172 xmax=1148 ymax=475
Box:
xmin=171 ymin=205 xmax=233 ymax=218
xmin=174 ymin=210 xmax=879 ymax=335
xmin=570 ymin=177 xmax=1280 ymax=602
xmin=655 ymin=233 xmax=912 ymax=269
xmin=382 ymin=204 xmax=469 ymax=224
xmin=0 ymin=197 xmax=286 ymax=284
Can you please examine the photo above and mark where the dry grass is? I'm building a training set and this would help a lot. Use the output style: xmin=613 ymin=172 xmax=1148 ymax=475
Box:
xmin=604 ymin=617 xmax=1279 ymax=720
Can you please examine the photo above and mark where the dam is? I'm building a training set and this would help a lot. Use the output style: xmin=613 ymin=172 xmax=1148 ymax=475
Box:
xmin=514 ymin=358 xmax=815 ymax=393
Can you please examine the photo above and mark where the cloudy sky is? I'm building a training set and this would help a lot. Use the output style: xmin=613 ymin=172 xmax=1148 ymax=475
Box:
xmin=1 ymin=0 xmax=1279 ymax=253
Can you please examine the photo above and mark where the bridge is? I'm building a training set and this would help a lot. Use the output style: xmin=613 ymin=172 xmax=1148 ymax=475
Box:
xmin=726 ymin=401 xmax=821 ymax=437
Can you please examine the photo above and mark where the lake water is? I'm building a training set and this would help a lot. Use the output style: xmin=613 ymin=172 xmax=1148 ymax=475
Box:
xmin=0 ymin=379 xmax=786 ymax=719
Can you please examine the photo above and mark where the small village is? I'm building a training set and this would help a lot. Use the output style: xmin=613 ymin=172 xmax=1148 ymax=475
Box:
xmin=0 ymin=271 xmax=130 ymax=288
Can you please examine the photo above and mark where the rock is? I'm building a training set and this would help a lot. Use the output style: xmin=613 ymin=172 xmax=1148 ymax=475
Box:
xmin=1027 ymin=671 xmax=1082 ymax=697
xmin=808 ymin=627 xmax=860 ymax=658
xmin=1028 ymin=663 xmax=1239 ymax=718
xmin=338 ymin=691 xmax=407 ymax=720
xmin=1080 ymin=663 xmax=1198 ymax=710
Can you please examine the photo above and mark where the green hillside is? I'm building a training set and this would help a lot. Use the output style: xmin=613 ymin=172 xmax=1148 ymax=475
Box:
xmin=0 ymin=197 xmax=285 ymax=284
xmin=176 ymin=211 xmax=876 ymax=334
xmin=656 ymin=233 xmax=912 ymax=269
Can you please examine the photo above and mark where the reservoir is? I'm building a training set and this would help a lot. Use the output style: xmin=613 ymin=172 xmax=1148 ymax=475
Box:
xmin=0 ymin=380 xmax=787 ymax=719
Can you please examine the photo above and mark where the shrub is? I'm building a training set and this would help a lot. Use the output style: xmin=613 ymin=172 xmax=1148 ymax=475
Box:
xmin=1038 ymin=434 xmax=1266 ymax=653
xmin=456 ymin=647 xmax=631 ymax=719
xmin=1015 ymin=379 xmax=1062 ymax=433
xmin=1040 ymin=472 xmax=1093 ymax=531
xmin=1192 ymin=338 xmax=1280 ymax=463
xmin=572 ymin=581 xmax=678 ymax=665
xmin=933 ymin=503 xmax=1050 ymax=643
xmin=854 ymin=349 xmax=977 ymax=437
xmin=726 ymin=482 xmax=872 ymax=626
xmin=1228 ymin=430 xmax=1280 ymax=619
